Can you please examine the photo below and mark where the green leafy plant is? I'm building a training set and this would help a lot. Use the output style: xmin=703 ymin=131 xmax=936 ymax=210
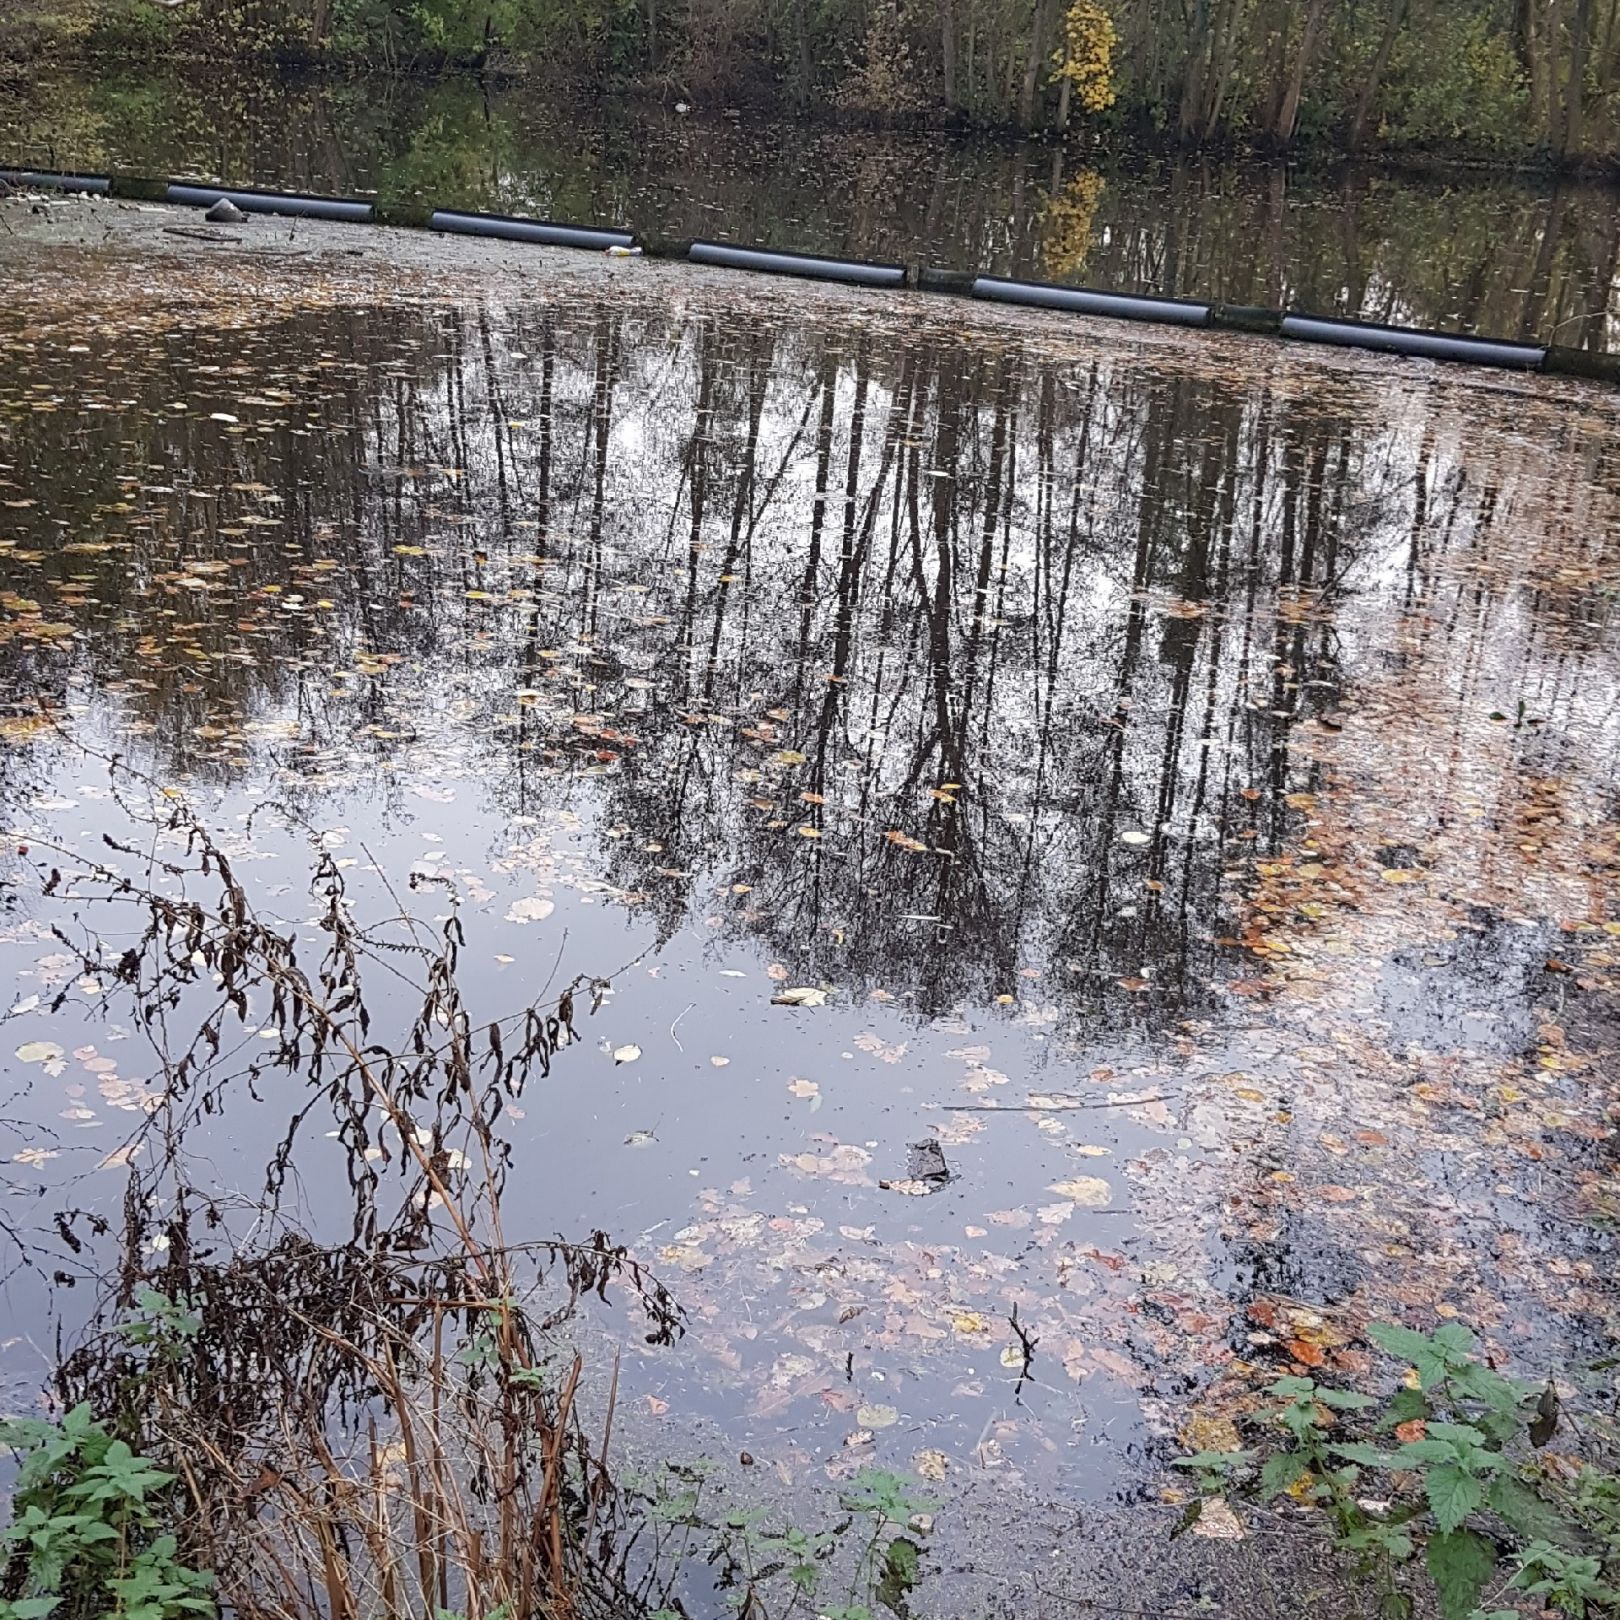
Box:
xmin=0 ymin=1402 xmax=214 ymax=1620
xmin=112 ymin=1291 xmax=201 ymax=1363
xmin=1175 ymin=1322 xmax=1620 ymax=1620
xmin=639 ymin=1461 xmax=934 ymax=1619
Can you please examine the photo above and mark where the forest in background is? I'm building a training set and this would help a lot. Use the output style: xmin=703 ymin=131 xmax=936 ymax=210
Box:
xmin=8 ymin=0 xmax=1620 ymax=163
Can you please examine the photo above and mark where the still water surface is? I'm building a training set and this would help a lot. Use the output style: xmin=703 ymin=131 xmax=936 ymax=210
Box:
xmin=0 ymin=212 xmax=1617 ymax=1535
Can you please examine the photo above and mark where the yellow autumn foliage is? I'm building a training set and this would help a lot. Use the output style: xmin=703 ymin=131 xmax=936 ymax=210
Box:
xmin=1041 ymin=167 xmax=1105 ymax=279
xmin=1052 ymin=0 xmax=1119 ymax=114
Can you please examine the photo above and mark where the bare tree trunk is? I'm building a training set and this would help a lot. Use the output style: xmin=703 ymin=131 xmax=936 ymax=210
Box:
xmin=1271 ymin=0 xmax=1327 ymax=145
xmin=1018 ymin=0 xmax=1054 ymax=127
xmin=942 ymin=0 xmax=957 ymax=108
xmin=308 ymin=0 xmax=332 ymax=51
xmin=794 ymin=0 xmax=813 ymax=106
xmin=1563 ymin=0 xmax=1592 ymax=156
xmin=966 ymin=0 xmax=977 ymax=111
xmin=1179 ymin=0 xmax=1214 ymax=138
xmin=1204 ymin=0 xmax=1240 ymax=137
xmin=1348 ymin=0 xmax=1410 ymax=147
xmin=1540 ymin=0 xmax=1566 ymax=147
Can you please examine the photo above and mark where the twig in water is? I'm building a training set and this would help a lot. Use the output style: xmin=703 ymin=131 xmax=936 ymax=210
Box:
xmin=669 ymin=1002 xmax=694 ymax=1053
xmin=927 ymin=1094 xmax=1175 ymax=1112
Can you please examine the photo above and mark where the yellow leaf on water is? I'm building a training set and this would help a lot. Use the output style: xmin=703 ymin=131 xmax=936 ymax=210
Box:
xmin=1047 ymin=1176 xmax=1113 ymax=1207
xmin=856 ymin=1404 xmax=898 ymax=1429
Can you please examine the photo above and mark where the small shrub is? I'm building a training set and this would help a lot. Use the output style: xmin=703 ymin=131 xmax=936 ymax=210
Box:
xmin=0 ymin=1403 xmax=214 ymax=1620
xmin=1176 ymin=1321 xmax=1620 ymax=1620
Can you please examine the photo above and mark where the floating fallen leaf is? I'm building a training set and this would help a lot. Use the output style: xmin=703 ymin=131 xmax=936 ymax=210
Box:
xmin=772 ymin=986 xmax=828 ymax=1006
xmin=657 ymin=1244 xmax=710 ymax=1271
xmin=15 ymin=1041 xmax=63 ymax=1065
xmin=1047 ymin=1176 xmax=1113 ymax=1207
xmin=612 ymin=1044 xmax=642 ymax=1064
xmin=914 ymin=1449 xmax=949 ymax=1482
xmin=786 ymin=1078 xmax=819 ymax=1099
xmin=856 ymin=1404 xmax=899 ymax=1429
xmin=506 ymin=896 xmax=555 ymax=923
xmin=1191 ymin=1498 xmax=1246 ymax=1541
xmin=1182 ymin=1412 xmax=1243 ymax=1453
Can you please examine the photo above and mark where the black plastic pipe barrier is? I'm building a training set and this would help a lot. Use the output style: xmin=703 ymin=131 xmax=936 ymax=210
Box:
xmin=689 ymin=241 xmax=906 ymax=288
xmin=972 ymin=276 xmax=1212 ymax=328
xmin=430 ymin=209 xmax=633 ymax=250
xmin=1279 ymin=314 xmax=1545 ymax=371
xmin=5 ymin=164 xmax=1617 ymax=385
xmin=165 ymin=183 xmax=374 ymax=223
xmin=1 ymin=169 xmax=111 ymax=194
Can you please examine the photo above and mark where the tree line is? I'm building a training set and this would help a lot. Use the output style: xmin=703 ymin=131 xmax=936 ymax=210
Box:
xmin=71 ymin=0 xmax=1620 ymax=160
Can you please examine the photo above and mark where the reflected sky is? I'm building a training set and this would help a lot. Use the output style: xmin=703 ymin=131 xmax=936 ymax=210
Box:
xmin=1 ymin=245 xmax=1618 ymax=1507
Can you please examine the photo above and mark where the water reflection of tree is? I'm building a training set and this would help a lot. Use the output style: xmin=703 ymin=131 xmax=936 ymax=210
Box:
xmin=0 ymin=290 xmax=1592 ymax=1036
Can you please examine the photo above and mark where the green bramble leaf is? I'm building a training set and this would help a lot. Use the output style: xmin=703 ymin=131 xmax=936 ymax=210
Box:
xmin=1259 ymin=1451 xmax=1310 ymax=1496
xmin=1425 ymin=1463 xmax=1485 ymax=1533
xmin=1424 ymin=1527 xmax=1494 ymax=1620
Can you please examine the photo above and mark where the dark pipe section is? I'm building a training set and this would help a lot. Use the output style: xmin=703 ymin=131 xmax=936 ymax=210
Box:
xmin=1 ymin=170 xmax=112 ymax=195
xmin=1543 ymin=345 xmax=1620 ymax=384
xmin=690 ymin=241 xmax=905 ymax=288
xmin=915 ymin=266 xmax=977 ymax=296
xmin=1211 ymin=303 xmax=1284 ymax=336
xmin=165 ymin=184 xmax=374 ymax=223
xmin=973 ymin=277 xmax=1212 ymax=327
xmin=430 ymin=210 xmax=634 ymax=250
xmin=1280 ymin=315 xmax=1544 ymax=370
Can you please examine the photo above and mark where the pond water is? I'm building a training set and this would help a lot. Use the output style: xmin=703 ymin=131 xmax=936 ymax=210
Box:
xmin=0 ymin=184 xmax=1618 ymax=1601
xmin=5 ymin=67 xmax=1620 ymax=349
